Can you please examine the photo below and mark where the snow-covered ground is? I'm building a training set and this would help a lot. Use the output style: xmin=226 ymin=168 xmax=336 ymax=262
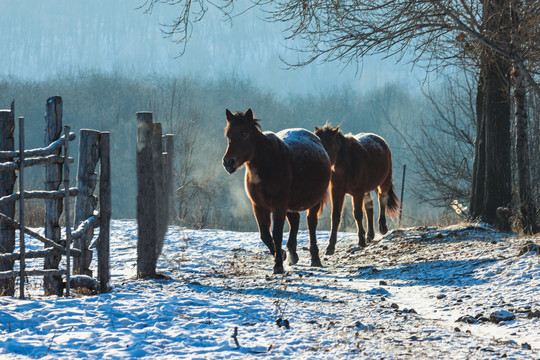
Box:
xmin=1 ymin=220 xmax=539 ymax=359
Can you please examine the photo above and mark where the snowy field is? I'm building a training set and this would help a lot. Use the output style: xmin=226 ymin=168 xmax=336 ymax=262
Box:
xmin=1 ymin=220 xmax=539 ymax=359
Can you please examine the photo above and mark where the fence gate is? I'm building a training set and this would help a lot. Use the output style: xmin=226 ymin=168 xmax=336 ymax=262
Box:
xmin=0 ymin=97 xmax=111 ymax=298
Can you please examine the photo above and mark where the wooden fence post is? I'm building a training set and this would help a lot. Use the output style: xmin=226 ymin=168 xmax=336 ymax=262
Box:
xmin=74 ymin=129 xmax=100 ymax=276
xmin=63 ymin=126 xmax=72 ymax=296
xmin=44 ymin=96 xmax=63 ymax=296
xmin=152 ymin=123 xmax=166 ymax=257
xmin=0 ymin=102 xmax=16 ymax=296
xmin=398 ymin=164 xmax=406 ymax=227
xmin=18 ymin=117 xmax=26 ymax=299
xmin=163 ymin=134 xmax=176 ymax=224
xmin=98 ymin=131 xmax=111 ymax=291
xmin=136 ymin=112 xmax=157 ymax=278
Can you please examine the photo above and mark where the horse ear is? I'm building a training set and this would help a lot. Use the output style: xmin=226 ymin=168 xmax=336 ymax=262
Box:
xmin=333 ymin=126 xmax=340 ymax=134
xmin=225 ymin=109 xmax=234 ymax=122
xmin=226 ymin=109 xmax=235 ymax=122
xmin=314 ymin=126 xmax=320 ymax=132
xmin=245 ymin=108 xmax=254 ymax=121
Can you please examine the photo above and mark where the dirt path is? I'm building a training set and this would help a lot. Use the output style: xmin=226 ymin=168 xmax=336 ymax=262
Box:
xmin=171 ymin=223 xmax=540 ymax=358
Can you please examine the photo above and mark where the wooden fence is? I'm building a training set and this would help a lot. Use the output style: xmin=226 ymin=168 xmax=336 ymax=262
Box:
xmin=0 ymin=97 xmax=111 ymax=298
xmin=136 ymin=111 xmax=174 ymax=278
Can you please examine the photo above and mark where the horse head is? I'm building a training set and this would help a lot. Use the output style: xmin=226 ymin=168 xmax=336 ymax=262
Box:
xmin=223 ymin=108 xmax=261 ymax=174
xmin=314 ymin=124 xmax=342 ymax=165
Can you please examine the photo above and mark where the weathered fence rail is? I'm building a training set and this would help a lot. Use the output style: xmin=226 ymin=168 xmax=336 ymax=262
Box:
xmin=0 ymin=97 xmax=111 ymax=298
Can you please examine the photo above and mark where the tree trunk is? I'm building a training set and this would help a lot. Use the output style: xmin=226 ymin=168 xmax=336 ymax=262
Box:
xmin=0 ymin=102 xmax=16 ymax=296
xmin=483 ymin=56 xmax=512 ymax=230
xmin=470 ymin=66 xmax=487 ymax=219
xmin=477 ymin=0 xmax=512 ymax=231
xmin=514 ymin=70 xmax=537 ymax=233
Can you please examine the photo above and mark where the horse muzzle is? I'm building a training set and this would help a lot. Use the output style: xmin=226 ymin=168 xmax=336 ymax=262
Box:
xmin=223 ymin=158 xmax=237 ymax=174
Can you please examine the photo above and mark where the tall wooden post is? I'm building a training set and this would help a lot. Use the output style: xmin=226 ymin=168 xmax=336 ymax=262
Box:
xmin=398 ymin=165 xmax=406 ymax=227
xmin=98 ymin=132 xmax=111 ymax=291
xmin=74 ymin=129 xmax=100 ymax=276
xmin=136 ymin=112 xmax=157 ymax=278
xmin=44 ymin=96 xmax=63 ymax=296
xmin=163 ymin=134 xmax=176 ymax=223
xmin=63 ymin=126 xmax=72 ymax=296
xmin=18 ymin=117 xmax=26 ymax=299
xmin=152 ymin=123 xmax=166 ymax=257
xmin=0 ymin=102 xmax=16 ymax=296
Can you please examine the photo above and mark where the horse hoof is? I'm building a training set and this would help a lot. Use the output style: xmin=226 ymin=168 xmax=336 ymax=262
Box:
xmin=311 ymin=259 xmax=323 ymax=267
xmin=273 ymin=265 xmax=285 ymax=274
xmin=288 ymin=251 xmax=299 ymax=266
xmin=367 ymin=232 xmax=375 ymax=242
xmin=358 ymin=240 xmax=367 ymax=248
xmin=379 ymin=225 xmax=388 ymax=234
xmin=325 ymin=247 xmax=335 ymax=256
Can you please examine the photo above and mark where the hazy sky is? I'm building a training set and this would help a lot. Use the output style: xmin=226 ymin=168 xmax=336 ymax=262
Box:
xmin=0 ymin=1 xmax=421 ymax=97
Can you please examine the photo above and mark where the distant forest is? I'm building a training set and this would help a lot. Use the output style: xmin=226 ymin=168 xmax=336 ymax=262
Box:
xmin=0 ymin=73 xmax=472 ymax=231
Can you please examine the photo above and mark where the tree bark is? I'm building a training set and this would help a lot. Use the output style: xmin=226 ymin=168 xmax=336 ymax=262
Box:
xmin=470 ymin=66 xmax=487 ymax=220
xmin=514 ymin=70 xmax=537 ymax=233
xmin=483 ymin=57 xmax=512 ymax=230
xmin=478 ymin=0 xmax=512 ymax=230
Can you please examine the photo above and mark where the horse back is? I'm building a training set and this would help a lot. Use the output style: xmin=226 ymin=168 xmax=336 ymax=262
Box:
xmin=277 ymin=129 xmax=331 ymax=211
xmin=343 ymin=133 xmax=392 ymax=192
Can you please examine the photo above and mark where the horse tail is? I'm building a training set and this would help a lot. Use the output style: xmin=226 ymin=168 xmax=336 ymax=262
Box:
xmin=385 ymin=183 xmax=401 ymax=219
xmin=317 ymin=189 xmax=329 ymax=218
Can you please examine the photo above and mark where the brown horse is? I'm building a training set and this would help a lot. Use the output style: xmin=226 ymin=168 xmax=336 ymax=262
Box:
xmin=314 ymin=124 xmax=400 ymax=255
xmin=223 ymin=109 xmax=331 ymax=274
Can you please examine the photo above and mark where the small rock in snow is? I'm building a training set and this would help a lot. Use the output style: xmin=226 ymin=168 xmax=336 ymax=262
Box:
xmin=490 ymin=310 xmax=516 ymax=324
xmin=276 ymin=318 xmax=290 ymax=329
xmin=436 ymin=294 xmax=447 ymax=299
xmin=456 ymin=315 xmax=479 ymax=324
xmin=367 ymin=287 xmax=391 ymax=296
xmin=521 ymin=343 xmax=532 ymax=350
xmin=527 ymin=310 xmax=540 ymax=318
xmin=390 ymin=303 xmax=399 ymax=309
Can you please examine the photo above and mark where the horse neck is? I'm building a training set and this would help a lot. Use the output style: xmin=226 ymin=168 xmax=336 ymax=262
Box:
xmin=334 ymin=134 xmax=349 ymax=166
xmin=247 ymin=130 xmax=282 ymax=170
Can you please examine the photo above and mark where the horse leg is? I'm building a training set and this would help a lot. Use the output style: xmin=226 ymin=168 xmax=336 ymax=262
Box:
xmin=364 ymin=192 xmax=375 ymax=242
xmin=378 ymin=190 xmax=389 ymax=234
xmin=271 ymin=211 xmax=287 ymax=274
xmin=325 ymin=187 xmax=345 ymax=255
xmin=253 ymin=205 xmax=275 ymax=255
xmin=286 ymin=212 xmax=300 ymax=265
xmin=307 ymin=203 xmax=323 ymax=267
xmin=352 ymin=194 xmax=367 ymax=248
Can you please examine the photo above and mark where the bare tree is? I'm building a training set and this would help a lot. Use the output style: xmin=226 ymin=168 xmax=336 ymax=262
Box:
xmin=142 ymin=0 xmax=540 ymax=231
xmin=150 ymin=81 xmax=226 ymax=229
